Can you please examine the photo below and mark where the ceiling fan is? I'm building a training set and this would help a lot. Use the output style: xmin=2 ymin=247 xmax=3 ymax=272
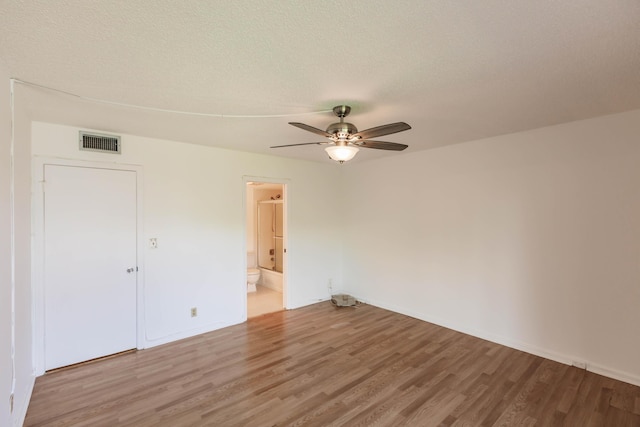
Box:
xmin=271 ymin=105 xmax=411 ymax=163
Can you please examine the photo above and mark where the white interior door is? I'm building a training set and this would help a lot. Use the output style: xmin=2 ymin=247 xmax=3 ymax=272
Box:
xmin=44 ymin=165 xmax=137 ymax=370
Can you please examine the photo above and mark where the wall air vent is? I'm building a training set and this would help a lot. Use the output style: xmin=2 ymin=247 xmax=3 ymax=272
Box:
xmin=79 ymin=131 xmax=121 ymax=154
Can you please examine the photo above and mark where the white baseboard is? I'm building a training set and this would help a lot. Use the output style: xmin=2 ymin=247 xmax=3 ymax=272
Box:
xmin=143 ymin=318 xmax=243 ymax=349
xmin=356 ymin=296 xmax=640 ymax=388
xmin=287 ymin=296 xmax=331 ymax=310
xmin=589 ymin=363 xmax=640 ymax=387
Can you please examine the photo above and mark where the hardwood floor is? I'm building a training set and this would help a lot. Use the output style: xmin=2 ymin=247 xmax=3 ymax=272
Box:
xmin=25 ymin=302 xmax=640 ymax=426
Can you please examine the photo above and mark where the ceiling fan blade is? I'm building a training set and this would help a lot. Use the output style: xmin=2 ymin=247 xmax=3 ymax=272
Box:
xmin=289 ymin=122 xmax=332 ymax=138
xmin=270 ymin=142 xmax=326 ymax=148
xmin=352 ymin=122 xmax=411 ymax=140
xmin=357 ymin=140 xmax=408 ymax=151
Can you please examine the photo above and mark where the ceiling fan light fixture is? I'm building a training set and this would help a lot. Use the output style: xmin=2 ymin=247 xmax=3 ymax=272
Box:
xmin=325 ymin=144 xmax=359 ymax=163
xmin=275 ymin=105 xmax=411 ymax=161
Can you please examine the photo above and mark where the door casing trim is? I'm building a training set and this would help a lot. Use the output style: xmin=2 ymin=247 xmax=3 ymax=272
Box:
xmin=32 ymin=156 xmax=145 ymax=376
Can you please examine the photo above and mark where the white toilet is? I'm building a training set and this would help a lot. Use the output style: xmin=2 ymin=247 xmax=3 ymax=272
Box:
xmin=247 ymin=252 xmax=260 ymax=293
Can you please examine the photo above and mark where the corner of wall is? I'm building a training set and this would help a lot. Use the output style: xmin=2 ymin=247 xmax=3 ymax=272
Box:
xmin=1 ymin=72 xmax=35 ymax=427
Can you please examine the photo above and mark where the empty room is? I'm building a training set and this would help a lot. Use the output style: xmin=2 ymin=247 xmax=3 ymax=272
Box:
xmin=1 ymin=1 xmax=640 ymax=426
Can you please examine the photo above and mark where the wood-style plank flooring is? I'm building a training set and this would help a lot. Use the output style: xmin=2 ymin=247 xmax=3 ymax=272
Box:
xmin=25 ymin=302 xmax=640 ymax=426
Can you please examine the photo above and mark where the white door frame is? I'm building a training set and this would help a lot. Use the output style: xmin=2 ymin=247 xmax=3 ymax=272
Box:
xmin=32 ymin=157 xmax=145 ymax=375
xmin=242 ymin=176 xmax=290 ymax=318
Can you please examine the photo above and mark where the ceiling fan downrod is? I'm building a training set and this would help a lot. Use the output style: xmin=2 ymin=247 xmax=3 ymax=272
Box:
xmin=333 ymin=105 xmax=351 ymax=119
xmin=327 ymin=105 xmax=358 ymax=138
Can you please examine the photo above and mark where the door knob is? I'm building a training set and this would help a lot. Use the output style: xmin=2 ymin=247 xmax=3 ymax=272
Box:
xmin=126 ymin=268 xmax=135 ymax=273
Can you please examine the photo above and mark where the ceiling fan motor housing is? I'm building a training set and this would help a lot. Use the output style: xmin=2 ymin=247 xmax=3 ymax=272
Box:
xmin=326 ymin=122 xmax=358 ymax=139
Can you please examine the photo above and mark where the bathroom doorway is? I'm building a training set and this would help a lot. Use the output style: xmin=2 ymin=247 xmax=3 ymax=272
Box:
xmin=245 ymin=179 xmax=287 ymax=318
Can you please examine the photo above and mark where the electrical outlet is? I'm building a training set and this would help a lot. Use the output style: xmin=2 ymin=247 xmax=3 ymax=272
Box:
xmin=149 ymin=238 xmax=158 ymax=249
xmin=190 ymin=307 xmax=197 ymax=317
xmin=328 ymin=278 xmax=333 ymax=292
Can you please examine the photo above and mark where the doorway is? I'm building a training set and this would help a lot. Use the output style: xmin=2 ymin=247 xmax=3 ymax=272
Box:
xmin=245 ymin=180 xmax=287 ymax=317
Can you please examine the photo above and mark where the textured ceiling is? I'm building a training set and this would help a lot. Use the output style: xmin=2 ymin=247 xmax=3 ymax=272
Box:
xmin=2 ymin=1 xmax=640 ymax=163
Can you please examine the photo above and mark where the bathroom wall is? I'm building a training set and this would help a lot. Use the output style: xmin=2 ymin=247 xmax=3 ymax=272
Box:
xmin=32 ymin=122 xmax=343 ymax=359
xmin=254 ymin=188 xmax=283 ymax=202
xmin=246 ymin=186 xmax=256 ymax=257
xmin=246 ymin=185 xmax=284 ymax=264
xmin=342 ymin=109 xmax=640 ymax=386
xmin=246 ymin=185 xmax=285 ymax=291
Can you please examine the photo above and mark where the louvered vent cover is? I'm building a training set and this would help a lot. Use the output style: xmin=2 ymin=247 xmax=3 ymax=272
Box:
xmin=79 ymin=132 xmax=121 ymax=154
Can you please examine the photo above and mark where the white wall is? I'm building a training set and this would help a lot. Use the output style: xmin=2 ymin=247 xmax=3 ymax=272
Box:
xmin=32 ymin=122 xmax=343 ymax=354
xmin=0 ymin=60 xmax=13 ymax=427
xmin=342 ymin=109 xmax=640 ymax=386
xmin=14 ymin=81 xmax=33 ymax=427
xmin=20 ymin=107 xmax=640 ymax=415
xmin=1 ymin=69 xmax=34 ymax=425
